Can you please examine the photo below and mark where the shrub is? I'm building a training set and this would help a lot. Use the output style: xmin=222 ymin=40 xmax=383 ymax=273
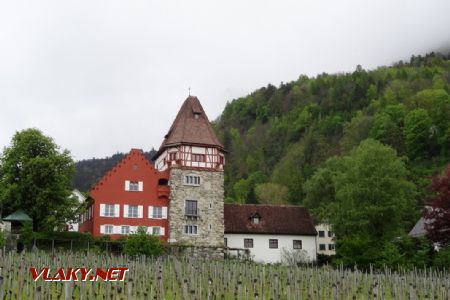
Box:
xmin=434 ymin=247 xmax=450 ymax=269
xmin=123 ymin=226 xmax=165 ymax=257
xmin=0 ymin=230 xmax=6 ymax=248
xmin=280 ymin=247 xmax=310 ymax=265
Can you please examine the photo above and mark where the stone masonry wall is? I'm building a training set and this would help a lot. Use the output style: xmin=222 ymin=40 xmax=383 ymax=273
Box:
xmin=168 ymin=168 xmax=224 ymax=248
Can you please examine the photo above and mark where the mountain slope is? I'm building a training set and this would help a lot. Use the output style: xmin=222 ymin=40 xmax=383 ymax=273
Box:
xmin=214 ymin=52 xmax=450 ymax=205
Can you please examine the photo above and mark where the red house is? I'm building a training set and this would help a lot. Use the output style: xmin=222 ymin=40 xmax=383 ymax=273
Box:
xmin=79 ymin=149 xmax=170 ymax=241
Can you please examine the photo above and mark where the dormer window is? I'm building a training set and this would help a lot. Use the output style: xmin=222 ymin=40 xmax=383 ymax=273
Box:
xmin=194 ymin=112 xmax=200 ymax=119
xmin=250 ymin=213 xmax=261 ymax=224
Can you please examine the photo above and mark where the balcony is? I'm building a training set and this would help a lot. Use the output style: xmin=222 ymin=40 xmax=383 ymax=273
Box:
xmin=157 ymin=185 xmax=170 ymax=198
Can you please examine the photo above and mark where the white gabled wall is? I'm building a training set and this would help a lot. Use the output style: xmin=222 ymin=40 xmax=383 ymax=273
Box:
xmin=225 ymin=233 xmax=317 ymax=264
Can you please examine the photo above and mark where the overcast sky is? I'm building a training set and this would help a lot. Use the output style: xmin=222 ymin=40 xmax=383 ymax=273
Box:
xmin=1 ymin=0 xmax=449 ymax=161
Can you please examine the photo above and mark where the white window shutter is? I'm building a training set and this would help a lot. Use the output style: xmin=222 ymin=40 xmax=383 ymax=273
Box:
xmin=162 ymin=207 xmax=168 ymax=219
xmin=161 ymin=227 xmax=165 ymax=236
xmin=149 ymin=206 xmax=154 ymax=218
xmin=100 ymin=204 xmax=105 ymax=217
xmin=130 ymin=226 xmax=136 ymax=233
xmin=113 ymin=226 xmax=121 ymax=234
xmin=114 ymin=204 xmax=120 ymax=217
xmin=124 ymin=205 xmax=129 ymax=218
xmin=100 ymin=225 xmax=105 ymax=234
xmin=138 ymin=206 xmax=143 ymax=218
xmin=138 ymin=181 xmax=143 ymax=192
xmin=124 ymin=180 xmax=130 ymax=191
xmin=147 ymin=227 xmax=153 ymax=234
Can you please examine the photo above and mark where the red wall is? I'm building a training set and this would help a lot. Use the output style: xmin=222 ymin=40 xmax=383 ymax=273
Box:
xmin=79 ymin=149 xmax=170 ymax=241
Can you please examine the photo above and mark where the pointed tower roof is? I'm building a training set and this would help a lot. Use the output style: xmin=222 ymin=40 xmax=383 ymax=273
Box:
xmin=156 ymin=96 xmax=224 ymax=155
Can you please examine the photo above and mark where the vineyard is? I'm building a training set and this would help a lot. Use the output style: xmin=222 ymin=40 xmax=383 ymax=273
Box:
xmin=0 ymin=252 xmax=449 ymax=299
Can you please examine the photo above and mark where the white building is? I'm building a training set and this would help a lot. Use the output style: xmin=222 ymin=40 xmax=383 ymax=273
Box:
xmin=224 ymin=204 xmax=317 ymax=264
xmin=66 ymin=189 xmax=86 ymax=232
xmin=315 ymin=223 xmax=336 ymax=256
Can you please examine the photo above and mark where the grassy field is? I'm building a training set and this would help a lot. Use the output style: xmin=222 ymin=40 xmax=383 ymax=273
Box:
xmin=0 ymin=251 xmax=449 ymax=299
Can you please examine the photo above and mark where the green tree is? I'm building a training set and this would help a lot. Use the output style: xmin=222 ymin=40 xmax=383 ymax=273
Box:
xmin=404 ymin=108 xmax=435 ymax=159
xmin=0 ymin=128 xmax=76 ymax=232
xmin=332 ymin=139 xmax=416 ymax=240
xmin=303 ymin=157 xmax=345 ymax=222
xmin=254 ymin=183 xmax=289 ymax=204
xmin=340 ymin=113 xmax=373 ymax=153
xmin=123 ymin=226 xmax=165 ymax=257
xmin=305 ymin=139 xmax=417 ymax=267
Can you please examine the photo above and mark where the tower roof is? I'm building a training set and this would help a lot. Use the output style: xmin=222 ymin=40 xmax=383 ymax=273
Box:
xmin=157 ymin=96 xmax=224 ymax=155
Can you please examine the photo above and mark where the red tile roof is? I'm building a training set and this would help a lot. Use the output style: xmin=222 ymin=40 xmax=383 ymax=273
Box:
xmin=224 ymin=204 xmax=317 ymax=236
xmin=157 ymin=96 xmax=224 ymax=155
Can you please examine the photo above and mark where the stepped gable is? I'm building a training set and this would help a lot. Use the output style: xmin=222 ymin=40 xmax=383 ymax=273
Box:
xmin=224 ymin=204 xmax=317 ymax=236
xmin=157 ymin=96 xmax=224 ymax=154
xmin=90 ymin=149 xmax=154 ymax=191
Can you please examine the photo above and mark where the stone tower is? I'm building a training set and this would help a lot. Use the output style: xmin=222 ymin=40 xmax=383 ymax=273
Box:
xmin=154 ymin=96 xmax=225 ymax=251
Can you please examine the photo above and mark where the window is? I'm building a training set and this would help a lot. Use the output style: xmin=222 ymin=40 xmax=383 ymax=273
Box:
xmin=104 ymin=204 xmax=115 ymax=217
xmin=319 ymin=244 xmax=326 ymax=251
xmin=219 ymin=155 xmax=224 ymax=165
xmin=125 ymin=180 xmax=143 ymax=192
xmin=105 ymin=225 xmax=113 ymax=234
xmin=152 ymin=206 xmax=163 ymax=218
xmin=328 ymin=231 xmax=334 ymax=237
xmin=252 ymin=217 xmax=260 ymax=224
xmin=185 ymin=200 xmax=198 ymax=216
xmin=224 ymin=238 xmax=227 ymax=247
xmin=269 ymin=239 xmax=278 ymax=249
xmin=328 ymin=244 xmax=335 ymax=250
xmin=184 ymin=225 xmax=198 ymax=235
xmin=244 ymin=238 xmax=253 ymax=248
xmin=128 ymin=205 xmax=139 ymax=218
xmin=121 ymin=226 xmax=130 ymax=235
xmin=158 ymin=178 xmax=168 ymax=186
xmin=318 ymin=230 xmax=325 ymax=237
xmin=293 ymin=240 xmax=302 ymax=249
xmin=152 ymin=227 xmax=161 ymax=235
xmin=129 ymin=181 xmax=139 ymax=191
xmin=192 ymin=154 xmax=205 ymax=162
xmin=185 ymin=175 xmax=201 ymax=186
xmin=169 ymin=152 xmax=177 ymax=161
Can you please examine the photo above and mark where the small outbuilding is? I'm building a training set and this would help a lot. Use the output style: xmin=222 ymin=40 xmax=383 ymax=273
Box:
xmin=3 ymin=209 xmax=32 ymax=233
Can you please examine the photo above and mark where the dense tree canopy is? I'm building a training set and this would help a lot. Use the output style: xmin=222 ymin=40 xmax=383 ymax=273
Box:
xmin=0 ymin=128 xmax=76 ymax=231
xmin=215 ymin=53 xmax=449 ymax=204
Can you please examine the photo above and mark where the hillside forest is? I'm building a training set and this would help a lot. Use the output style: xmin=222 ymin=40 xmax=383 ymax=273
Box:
xmin=214 ymin=53 xmax=449 ymax=208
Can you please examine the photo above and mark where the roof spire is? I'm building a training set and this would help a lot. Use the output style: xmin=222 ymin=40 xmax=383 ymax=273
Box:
xmin=188 ymin=87 xmax=191 ymax=96
xmin=155 ymin=96 xmax=224 ymax=156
